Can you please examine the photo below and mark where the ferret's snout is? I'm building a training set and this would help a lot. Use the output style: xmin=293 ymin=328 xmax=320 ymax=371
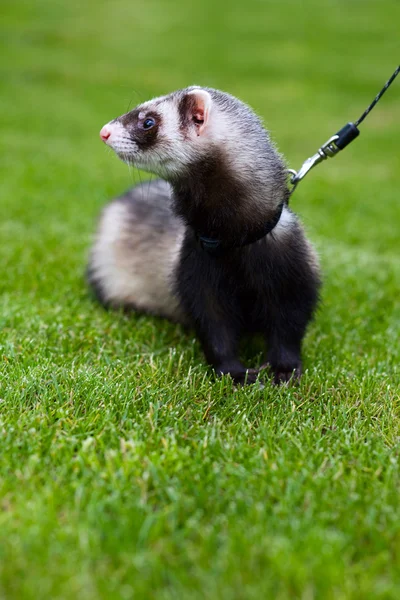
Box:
xmin=100 ymin=125 xmax=111 ymax=142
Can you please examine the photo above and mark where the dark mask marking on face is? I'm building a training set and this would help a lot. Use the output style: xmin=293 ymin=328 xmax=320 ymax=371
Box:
xmin=118 ymin=109 xmax=161 ymax=150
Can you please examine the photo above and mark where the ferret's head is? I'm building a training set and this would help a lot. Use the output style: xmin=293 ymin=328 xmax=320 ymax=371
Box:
xmin=99 ymin=86 xmax=279 ymax=181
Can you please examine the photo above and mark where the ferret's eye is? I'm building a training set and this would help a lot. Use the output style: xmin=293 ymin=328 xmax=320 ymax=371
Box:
xmin=143 ymin=117 xmax=156 ymax=130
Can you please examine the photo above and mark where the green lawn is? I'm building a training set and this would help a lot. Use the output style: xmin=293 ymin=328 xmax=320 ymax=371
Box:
xmin=1 ymin=0 xmax=400 ymax=598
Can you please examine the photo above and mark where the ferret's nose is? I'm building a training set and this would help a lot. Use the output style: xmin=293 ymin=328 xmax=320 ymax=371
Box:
xmin=100 ymin=125 xmax=111 ymax=142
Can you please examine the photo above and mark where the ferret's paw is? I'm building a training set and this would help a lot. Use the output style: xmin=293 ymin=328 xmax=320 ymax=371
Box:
xmin=242 ymin=368 xmax=261 ymax=386
xmin=260 ymin=360 xmax=302 ymax=386
xmin=231 ymin=369 xmax=260 ymax=386
xmin=216 ymin=362 xmax=260 ymax=386
xmin=272 ymin=367 xmax=301 ymax=386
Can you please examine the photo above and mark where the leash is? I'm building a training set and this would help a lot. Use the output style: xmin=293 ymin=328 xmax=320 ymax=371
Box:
xmin=288 ymin=65 xmax=400 ymax=196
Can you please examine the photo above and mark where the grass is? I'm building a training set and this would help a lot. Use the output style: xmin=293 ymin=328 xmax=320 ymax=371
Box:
xmin=1 ymin=0 xmax=400 ymax=597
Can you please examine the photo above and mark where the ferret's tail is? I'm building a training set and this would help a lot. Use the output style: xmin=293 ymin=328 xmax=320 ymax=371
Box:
xmin=87 ymin=180 xmax=186 ymax=322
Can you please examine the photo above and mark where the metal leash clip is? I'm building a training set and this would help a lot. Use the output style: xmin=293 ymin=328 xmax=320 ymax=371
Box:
xmin=288 ymin=122 xmax=360 ymax=196
xmin=287 ymin=65 xmax=399 ymax=198
xmin=289 ymin=134 xmax=340 ymax=192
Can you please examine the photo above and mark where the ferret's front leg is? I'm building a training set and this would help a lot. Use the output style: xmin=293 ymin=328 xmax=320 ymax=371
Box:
xmin=265 ymin=319 xmax=304 ymax=385
xmin=178 ymin=277 xmax=258 ymax=385
xmin=198 ymin=322 xmax=259 ymax=385
xmin=263 ymin=261 xmax=319 ymax=384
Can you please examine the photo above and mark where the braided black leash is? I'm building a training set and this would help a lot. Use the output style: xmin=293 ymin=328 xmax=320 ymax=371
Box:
xmin=289 ymin=65 xmax=400 ymax=195
xmin=355 ymin=65 xmax=400 ymax=127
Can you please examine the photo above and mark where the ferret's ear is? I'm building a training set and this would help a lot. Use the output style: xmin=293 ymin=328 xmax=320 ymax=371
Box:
xmin=182 ymin=89 xmax=212 ymax=136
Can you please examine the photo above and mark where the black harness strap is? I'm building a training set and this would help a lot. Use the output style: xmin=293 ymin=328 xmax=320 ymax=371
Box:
xmin=197 ymin=202 xmax=284 ymax=257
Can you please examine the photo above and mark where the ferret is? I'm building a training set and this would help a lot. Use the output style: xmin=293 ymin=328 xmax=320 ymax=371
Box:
xmin=87 ymin=86 xmax=321 ymax=384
